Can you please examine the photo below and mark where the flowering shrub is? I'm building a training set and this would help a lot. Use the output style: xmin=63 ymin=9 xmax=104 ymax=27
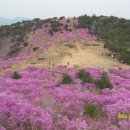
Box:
xmin=0 ymin=66 xmax=130 ymax=129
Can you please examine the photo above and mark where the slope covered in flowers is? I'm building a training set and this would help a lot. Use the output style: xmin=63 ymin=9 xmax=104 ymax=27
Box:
xmin=1 ymin=18 xmax=128 ymax=73
xmin=0 ymin=66 xmax=130 ymax=130
xmin=12 ymin=18 xmax=97 ymax=63
xmin=0 ymin=18 xmax=97 ymax=71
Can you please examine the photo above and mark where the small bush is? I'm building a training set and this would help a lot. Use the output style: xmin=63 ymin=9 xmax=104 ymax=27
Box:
xmin=51 ymin=21 xmax=62 ymax=28
xmin=11 ymin=71 xmax=22 ymax=80
xmin=67 ymin=19 xmax=70 ymax=23
xmin=59 ymin=16 xmax=65 ymax=20
xmin=23 ymin=42 xmax=28 ymax=47
xmin=64 ymin=24 xmax=68 ymax=31
xmin=84 ymin=104 xmax=106 ymax=119
xmin=8 ymin=47 xmax=20 ymax=57
xmin=84 ymin=104 xmax=98 ymax=118
xmin=48 ymin=29 xmax=54 ymax=36
xmin=95 ymin=73 xmax=113 ymax=89
xmin=77 ymin=70 xmax=93 ymax=85
xmin=33 ymin=47 xmax=39 ymax=52
xmin=68 ymin=28 xmax=72 ymax=32
xmin=64 ymin=44 xmax=75 ymax=48
xmin=60 ymin=73 xmax=73 ymax=84
xmin=44 ymin=24 xmax=48 ymax=28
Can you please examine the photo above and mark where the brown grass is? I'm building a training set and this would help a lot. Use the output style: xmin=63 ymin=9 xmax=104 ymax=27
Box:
xmin=1 ymin=40 xmax=129 ymax=74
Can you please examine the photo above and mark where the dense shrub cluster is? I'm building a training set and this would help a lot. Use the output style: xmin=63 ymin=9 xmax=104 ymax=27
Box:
xmin=95 ymin=73 xmax=113 ymax=89
xmin=0 ymin=18 xmax=49 ymax=58
xmin=76 ymin=70 xmax=113 ymax=89
xmin=48 ymin=19 xmax=72 ymax=36
xmin=84 ymin=104 xmax=106 ymax=119
xmin=33 ymin=47 xmax=39 ymax=52
xmin=7 ymin=47 xmax=20 ymax=57
xmin=60 ymin=73 xmax=74 ymax=84
xmin=77 ymin=70 xmax=93 ymax=85
xmin=77 ymin=15 xmax=130 ymax=64
xmin=11 ymin=71 xmax=22 ymax=80
xmin=48 ymin=20 xmax=62 ymax=35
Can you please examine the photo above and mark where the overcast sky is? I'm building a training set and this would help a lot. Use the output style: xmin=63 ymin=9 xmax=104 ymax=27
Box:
xmin=0 ymin=0 xmax=130 ymax=19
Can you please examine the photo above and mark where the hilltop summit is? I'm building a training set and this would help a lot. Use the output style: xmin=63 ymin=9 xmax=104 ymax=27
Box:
xmin=0 ymin=15 xmax=130 ymax=72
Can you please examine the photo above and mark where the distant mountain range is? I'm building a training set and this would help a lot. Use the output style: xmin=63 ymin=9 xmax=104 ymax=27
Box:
xmin=0 ymin=17 xmax=30 ymax=26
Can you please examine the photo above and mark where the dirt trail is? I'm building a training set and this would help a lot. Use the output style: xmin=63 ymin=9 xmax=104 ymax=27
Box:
xmin=1 ymin=40 xmax=129 ymax=74
xmin=27 ymin=40 xmax=129 ymax=70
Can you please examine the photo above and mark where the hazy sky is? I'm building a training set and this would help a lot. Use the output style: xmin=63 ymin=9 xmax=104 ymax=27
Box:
xmin=0 ymin=0 xmax=130 ymax=19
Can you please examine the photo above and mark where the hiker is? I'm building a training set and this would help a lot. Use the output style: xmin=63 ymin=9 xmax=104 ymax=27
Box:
xmin=67 ymin=62 xmax=69 ymax=66
xmin=61 ymin=53 xmax=62 ymax=57
xmin=53 ymin=63 xmax=54 ymax=67
xmin=111 ymin=54 xmax=114 ymax=58
xmin=49 ymin=62 xmax=51 ymax=65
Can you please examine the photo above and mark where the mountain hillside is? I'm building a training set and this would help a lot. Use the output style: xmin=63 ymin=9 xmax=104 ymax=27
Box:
xmin=0 ymin=15 xmax=130 ymax=130
xmin=0 ymin=16 xmax=129 ymax=73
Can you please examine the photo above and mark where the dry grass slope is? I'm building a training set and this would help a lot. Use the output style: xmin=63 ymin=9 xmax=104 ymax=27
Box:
xmin=3 ymin=39 xmax=128 ymax=73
